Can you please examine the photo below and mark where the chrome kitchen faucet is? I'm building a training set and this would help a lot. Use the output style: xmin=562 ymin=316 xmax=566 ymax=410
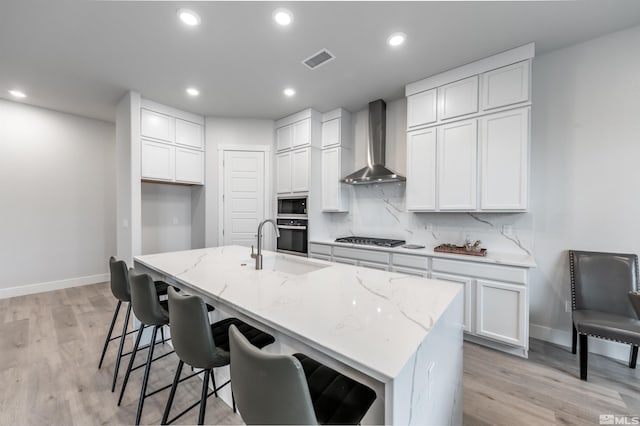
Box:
xmin=252 ymin=219 xmax=280 ymax=270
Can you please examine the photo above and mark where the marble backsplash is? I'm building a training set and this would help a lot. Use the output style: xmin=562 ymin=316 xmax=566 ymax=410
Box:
xmin=313 ymin=183 xmax=533 ymax=257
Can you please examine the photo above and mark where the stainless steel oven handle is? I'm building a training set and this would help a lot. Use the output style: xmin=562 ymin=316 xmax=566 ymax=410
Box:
xmin=277 ymin=225 xmax=307 ymax=230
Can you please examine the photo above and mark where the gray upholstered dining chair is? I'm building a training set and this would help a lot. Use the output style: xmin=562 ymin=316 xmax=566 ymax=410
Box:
xmin=229 ymin=324 xmax=376 ymax=425
xmin=570 ymin=250 xmax=640 ymax=380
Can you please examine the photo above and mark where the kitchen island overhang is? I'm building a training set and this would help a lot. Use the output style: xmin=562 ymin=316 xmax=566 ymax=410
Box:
xmin=134 ymin=245 xmax=463 ymax=425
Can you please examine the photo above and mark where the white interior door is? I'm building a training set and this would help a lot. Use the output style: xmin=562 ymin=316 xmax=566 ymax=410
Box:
xmin=222 ymin=150 xmax=266 ymax=247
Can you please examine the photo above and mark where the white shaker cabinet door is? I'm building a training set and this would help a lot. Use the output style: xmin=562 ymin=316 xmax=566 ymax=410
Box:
xmin=481 ymin=61 xmax=530 ymax=111
xmin=407 ymin=89 xmax=437 ymax=129
xmin=141 ymin=139 xmax=174 ymax=181
xmin=321 ymin=118 xmax=341 ymax=148
xmin=437 ymin=120 xmax=477 ymax=210
xmin=276 ymin=151 xmax=292 ymax=194
xmin=406 ymin=128 xmax=437 ymax=211
xmin=175 ymin=119 xmax=203 ymax=149
xmin=321 ymin=147 xmax=342 ymax=211
xmin=476 ymin=279 xmax=527 ymax=347
xmin=438 ymin=76 xmax=478 ymax=121
xmin=292 ymin=119 xmax=311 ymax=148
xmin=480 ymin=108 xmax=529 ymax=210
xmin=276 ymin=125 xmax=293 ymax=152
xmin=291 ymin=148 xmax=310 ymax=192
xmin=431 ymin=272 xmax=474 ymax=333
xmin=175 ymin=148 xmax=204 ymax=184
xmin=141 ymin=109 xmax=173 ymax=142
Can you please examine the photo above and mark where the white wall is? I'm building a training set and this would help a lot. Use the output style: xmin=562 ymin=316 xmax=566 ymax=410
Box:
xmin=529 ymin=25 xmax=640 ymax=354
xmin=141 ymin=183 xmax=192 ymax=254
xmin=204 ymin=117 xmax=275 ymax=247
xmin=0 ymin=99 xmax=115 ymax=294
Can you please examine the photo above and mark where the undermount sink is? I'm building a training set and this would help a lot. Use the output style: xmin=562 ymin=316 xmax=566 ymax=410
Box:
xmin=242 ymin=255 xmax=329 ymax=275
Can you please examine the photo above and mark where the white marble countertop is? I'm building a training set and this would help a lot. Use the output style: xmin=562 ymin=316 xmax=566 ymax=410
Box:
xmin=134 ymin=245 xmax=462 ymax=381
xmin=310 ymin=239 xmax=537 ymax=268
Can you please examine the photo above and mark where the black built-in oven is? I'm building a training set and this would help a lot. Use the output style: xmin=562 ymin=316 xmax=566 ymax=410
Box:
xmin=277 ymin=196 xmax=307 ymax=217
xmin=276 ymin=218 xmax=308 ymax=256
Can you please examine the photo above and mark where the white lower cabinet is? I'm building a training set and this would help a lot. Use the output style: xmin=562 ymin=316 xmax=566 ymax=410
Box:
xmin=359 ymin=261 xmax=389 ymax=271
xmin=307 ymin=242 xmax=531 ymax=355
xmin=391 ymin=266 xmax=427 ymax=277
xmin=475 ymin=279 xmax=527 ymax=347
xmin=309 ymin=253 xmax=331 ymax=261
xmin=431 ymin=272 xmax=474 ymax=333
xmin=333 ymin=257 xmax=358 ymax=266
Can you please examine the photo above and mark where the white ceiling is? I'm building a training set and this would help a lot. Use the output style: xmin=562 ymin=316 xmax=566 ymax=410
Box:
xmin=1 ymin=1 xmax=640 ymax=122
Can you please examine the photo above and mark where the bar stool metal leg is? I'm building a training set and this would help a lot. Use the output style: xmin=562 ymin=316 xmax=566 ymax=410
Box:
xmin=161 ymin=360 xmax=184 ymax=425
xmin=197 ymin=369 xmax=210 ymax=425
xmin=136 ymin=325 xmax=158 ymax=425
xmin=118 ymin=323 xmax=146 ymax=406
xmin=111 ymin=303 xmax=132 ymax=392
xmin=98 ymin=300 xmax=121 ymax=369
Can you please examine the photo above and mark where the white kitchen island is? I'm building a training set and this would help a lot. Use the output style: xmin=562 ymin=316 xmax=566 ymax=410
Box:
xmin=134 ymin=245 xmax=463 ymax=425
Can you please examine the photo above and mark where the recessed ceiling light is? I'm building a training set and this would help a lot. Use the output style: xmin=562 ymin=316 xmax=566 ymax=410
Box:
xmin=273 ymin=8 xmax=293 ymax=26
xmin=178 ymin=9 xmax=201 ymax=26
xmin=9 ymin=90 xmax=27 ymax=98
xmin=387 ymin=32 xmax=406 ymax=47
xmin=186 ymin=87 xmax=200 ymax=97
xmin=283 ymin=88 xmax=296 ymax=97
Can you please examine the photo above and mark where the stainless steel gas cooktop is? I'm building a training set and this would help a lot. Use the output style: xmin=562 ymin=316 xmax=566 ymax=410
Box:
xmin=335 ymin=236 xmax=406 ymax=248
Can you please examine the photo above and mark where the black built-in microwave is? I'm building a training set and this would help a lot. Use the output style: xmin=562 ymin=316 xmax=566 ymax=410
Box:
xmin=277 ymin=196 xmax=307 ymax=217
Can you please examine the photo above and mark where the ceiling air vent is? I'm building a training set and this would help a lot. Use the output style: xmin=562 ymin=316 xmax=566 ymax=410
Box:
xmin=302 ymin=49 xmax=335 ymax=70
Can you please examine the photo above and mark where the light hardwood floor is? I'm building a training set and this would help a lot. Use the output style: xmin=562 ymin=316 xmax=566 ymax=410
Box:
xmin=1 ymin=282 xmax=639 ymax=425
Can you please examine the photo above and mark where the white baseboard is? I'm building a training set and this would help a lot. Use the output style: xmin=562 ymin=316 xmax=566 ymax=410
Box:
xmin=0 ymin=273 xmax=109 ymax=299
xmin=530 ymin=323 xmax=631 ymax=363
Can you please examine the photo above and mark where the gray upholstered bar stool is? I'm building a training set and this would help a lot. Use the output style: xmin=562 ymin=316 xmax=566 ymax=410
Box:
xmin=118 ymin=269 xmax=176 ymax=425
xmin=229 ymin=325 xmax=376 ymax=425
xmin=161 ymin=287 xmax=275 ymax=425
xmin=98 ymin=256 xmax=169 ymax=392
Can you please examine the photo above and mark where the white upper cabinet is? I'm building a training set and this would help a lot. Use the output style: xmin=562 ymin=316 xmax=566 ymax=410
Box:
xmin=321 ymin=118 xmax=341 ymax=148
xmin=275 ymin=109 xmax=321 ymax=195
xmin=141 ymin=139 xmax=173 ymax=181
xmin=481 ymin=61 xmax=530 ymax=111
xmin=276 ymin=125 xmax=293 ymax=151
xmin=139 ymin=102 xmax=205 ymax=185
xmin=438 ymin=76 xmax=478 ymax=121
xmin=175 ymin=119 xmax=203 ymax=149
xmin=175 ymin=148 xmax=204 ymax=184
xmin=407 ymin=89 xmax=437 ymax=129
xmin=141 ymin=109 xmax=173 ymax=142
xmin=320 ymin=109 xmax=352 ymax=212
xmin=406 ymin=128 xmax=437 ymax=211
xmin=437 ymin=120 xmax=477 ymax=210
xmin=291 ymin=148 xmax=310 ymax=193
xmin=276 ymin=152 xmax=292 ymax=194
xmin=480 ymin=108 xmax=529 ymax=210
xmin=321 ymin=147 xmax=351 ymax=212
xmin=405 ymin=43 xmax=534 ymax=212
xmin=292 ymin=119 xmax=311 ymax=148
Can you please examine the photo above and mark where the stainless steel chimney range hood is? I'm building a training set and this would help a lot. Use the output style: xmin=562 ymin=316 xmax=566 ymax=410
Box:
xmin=341 ymin=99 xmax=406 ymax=185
